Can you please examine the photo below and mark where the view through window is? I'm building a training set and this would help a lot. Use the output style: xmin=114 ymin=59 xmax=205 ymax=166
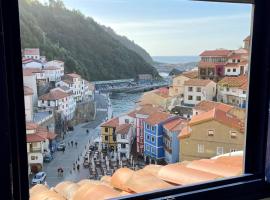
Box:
xmin=20 ymin=0 xmax=252 ymax=199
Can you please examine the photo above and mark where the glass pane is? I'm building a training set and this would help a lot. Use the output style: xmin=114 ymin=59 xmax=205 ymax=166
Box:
xmin=19 ymin=0 xmax=252 ymax=198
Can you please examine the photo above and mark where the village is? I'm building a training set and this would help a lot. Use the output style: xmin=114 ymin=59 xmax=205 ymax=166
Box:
xmin=24 ymin=35 xmax=250 ymax=188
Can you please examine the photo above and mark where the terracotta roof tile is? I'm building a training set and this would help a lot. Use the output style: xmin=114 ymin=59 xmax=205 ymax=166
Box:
xmin=194 ymin=100 xmax=233 ymax=113
xmin=182 ymin=70 xmax=198 ymax=79
xmin=184 ymin=79 xmax=214 ymax=87
xmin=40 ymin=89 xmax=70 ymax=101
xmin=101 ymin=117 xmax=119 ymax=128
xmin=116 ymin=123 xmax=131 ymax=134
xmin=26 ymin=122 xmax=39 ymax=130
xmin=136 ymin=104 xmax=163 ymax=115
xmin=26 ymin=133 xmax=46 ymax=143
xmin=163 ymin=118 xmax=187 ymax=132
xmin=158 ymin=164 xmax=221 ymax=185
xmin=23 ymin=68 xmax=42 ymax=76
xmin=145 ymin=112 xmax=171 ymax=125
xmin=218 ymin=75 xmax=248 ymax=88
xmin=24 ymin=48 xmax=40 ymax=56
xmin=66 ymin=73 xmax=81 ymax=78
xmin=127 ymin=110 xmax=137 ymax=118
xmin=29 ymin=156 xmax=244 ymax=199
xmin=200 ymin=49 xmax=232 ymax=57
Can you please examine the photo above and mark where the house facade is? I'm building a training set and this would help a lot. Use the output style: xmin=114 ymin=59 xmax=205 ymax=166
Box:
xmin=217 ymin=76 xmax=248 ymax=108
xmin=183 ymin=79 xmax=216 ymax=106
xmin=169 ymin=71 xmax=198 ymax=97
xmin=23 ymin=69 xmax=38 ymax=105
xmin=43 ymin=66 xmax=63 ymax=82
xmin=179 ymin=108 xmax=245 ymax=161
xmin=26 ymin=122 xmax=56 ymax=174
xmin=116 ymin=124 xmax=133 ymax=159
xmin=144 ymin=112 xmax=171 ymax=164
xmin=198 ymin=49 xmax=232 ymax=81
xmin=163 ymin=117 xmax=187 ymax=163
xmin=22 ymin=48 xmax=41 ymax=60
xmin=100 ymin=117 xmax=119 ymax=152
xmin=24 ymin=86 xmax=34 ymax=122
xmin=38 ymin=88 xmax=76 ymax=120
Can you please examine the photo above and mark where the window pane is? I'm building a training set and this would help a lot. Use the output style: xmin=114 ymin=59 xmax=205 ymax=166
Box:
xmin=19 ymin=0 xmax=252 ymax=198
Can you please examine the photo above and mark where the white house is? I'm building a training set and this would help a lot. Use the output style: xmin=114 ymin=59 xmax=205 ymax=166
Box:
xmin=183 ymin=79 xmax=216 ymax=106
xmin=56 ymin=73 xmax=86 ymax=102
xmin=224 ymin=49 xmax=249 ymax=76
xmin=217 ymin=76 xmax=248 ymax=108
xmin=116 ymin=123 xmax=133 ymax=159
xmin=22 ymin=58 xmax=43 ymax=69
xmin=22 ymin=48 xmax=40 ymax=60
xmin=23 ymin=68 xmax=47 ymax=83
xmin=45 ymin=60 xmax=64 ymax=71
xmin=38 ymin=87 xmax=76 ymax=120
xmin=23 ymin=69 xmax=38 ymax=105
xmin=26 ymin=122 xmax=56 ymax=174
xmin=24 ymin=86 xmax=34 ymax=122
xmin=42 ymin=66 xmax=63 ymax=82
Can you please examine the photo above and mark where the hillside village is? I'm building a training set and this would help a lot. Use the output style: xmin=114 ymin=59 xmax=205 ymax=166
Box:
xmin=25 ymin=35 xmax=251 ymax=194
xmin=98 ymin=35 xmax=250 ymax=165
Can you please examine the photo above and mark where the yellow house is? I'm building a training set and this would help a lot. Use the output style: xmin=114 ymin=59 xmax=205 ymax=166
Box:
xmin=179 ymin=108 xmax=245 ymax=161
xmin=100 ymin=117 xmax=119 ymax=151
xmin=138 ymin=87 xmax=172 ymax=110
xmin=169 ymin=71 xmax=198 ymax=97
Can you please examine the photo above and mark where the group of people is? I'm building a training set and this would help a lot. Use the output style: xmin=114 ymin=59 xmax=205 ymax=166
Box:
xmin=68 ymin=140 xmax=78 ymax=148
xmin=57 ymin=167 xmax=64 ymax=177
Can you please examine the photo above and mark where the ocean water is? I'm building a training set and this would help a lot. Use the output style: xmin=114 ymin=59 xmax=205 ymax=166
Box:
xmin=110 ymin=92 xmax=142 ymax=117
xmin=152 ymin=56 xmax=200 ymax=64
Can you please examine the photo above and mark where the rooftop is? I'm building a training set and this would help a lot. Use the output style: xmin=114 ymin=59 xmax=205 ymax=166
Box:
xmin=116 ymin=123 xmax=131 ymax=134
xmin=194 ymin=100 xmax=233 ymax=113
xmin=145 ymin=112 xmax=171 ymax=125
xmin=23 ymin=68 xmax=42 ymax=76
xmin=23 ymin=48 xmax=40 ymax=55
xmin=40 ymin=88 xmax=70 ymax=101
xmin=101 ymin=117 xmax=119 ymax=128
xmin=29 ymin=155 xmax=243 ymax=199
xmin=66 ymin=73 xmax=81 ymax=78
xmin=184 ymin=79 xmax=214 ymax=87
xmin=198 ymin=61 xmax=226 ymax=68
xmin=200 ymin=49 xmax=232 ymax=57
xmin=218 ymin=75 xmax=248 ymax=88
xmin=182 ymin=70 xmax=198 ymax=79
xmin=163 ymin=118 xmax=187 ymax=132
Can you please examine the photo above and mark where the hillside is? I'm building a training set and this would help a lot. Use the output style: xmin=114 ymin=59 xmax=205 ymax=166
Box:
xmin=19 ymin=0 xmax=158 ymax=81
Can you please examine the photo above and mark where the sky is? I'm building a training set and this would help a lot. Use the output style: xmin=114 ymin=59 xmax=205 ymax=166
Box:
xmin=42 ymin=0 xmax=252 ymax=56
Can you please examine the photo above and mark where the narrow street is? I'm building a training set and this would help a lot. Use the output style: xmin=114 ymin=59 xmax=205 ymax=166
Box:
xmin=29 ymin=93 xmax=109 ymax=188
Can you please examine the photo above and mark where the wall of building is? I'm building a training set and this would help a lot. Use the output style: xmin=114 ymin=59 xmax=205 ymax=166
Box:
xmin=180 ymin=120 xmax=244 ymax=161
xmin=24 ymin=75 xmax=38 ymax=106
xmin=24 ymin=94 xmax=33 ymax=122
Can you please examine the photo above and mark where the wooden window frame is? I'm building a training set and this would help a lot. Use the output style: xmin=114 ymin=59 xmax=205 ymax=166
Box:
xmin=2 ymin=0 xmax=270 ymax=199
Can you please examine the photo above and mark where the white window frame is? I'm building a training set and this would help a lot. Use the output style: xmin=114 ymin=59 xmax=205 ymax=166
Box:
xmin=198 ymin=144 xmax=204 ymax=153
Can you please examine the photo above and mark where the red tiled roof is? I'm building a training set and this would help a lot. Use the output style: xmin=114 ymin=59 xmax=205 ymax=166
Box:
xmin=101 ymin=117 xmax=119 ymax=128
xmin=127 ymin=110 xmax=137 ymax=118
xmin=136 ymin=105 xmax=163 ymax=116
xmin=145 ymin=112 xmax=171 ymax=125
xmin=200 ymin=49 xmax=232 ymax=57
xmin=189 ymin=108 xmax=244 ymax=132
xmin=24 ymin=86 xmax=33 ymax=96
xmin=29 ymin=156 xmax=243 ymax=199
xmin=154 ymin=87 xmax=170 ymax=98
xmin=184 ymin=79 xmax=213 ymax=87
xmin=26 ymin=133 xmax=46 ymax=143
xmin=218 ymin=75 xmax=248 ymax=88
xmin=40 ymin=89 xmax=70 ymax=101
xmin=194 ymin=100 xmax=233 ymax=113
xmin=116 ymin=124 xmax=131 ymax=134
xmin=26 ymin=122 xmax=39 ymax=130
xmin=163 ymin=118 xmax=187 ymax=132
xmin=182 ymin=71 xmax=198 ymax=79
xmin=23 ymin=48 xmax=40 ymax=55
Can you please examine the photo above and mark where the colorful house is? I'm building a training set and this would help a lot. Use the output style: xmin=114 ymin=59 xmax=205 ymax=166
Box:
xmin=144 ymin=112 xmax=171 ymax=164
xmin=100 ymin=117 xmax=119 ymax=152
xmin=163 ymin=117 xmax=187 ymax=163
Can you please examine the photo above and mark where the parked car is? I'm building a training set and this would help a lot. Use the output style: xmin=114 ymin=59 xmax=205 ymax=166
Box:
xmin=57 ymin=142 xmax=66 ymax=151
xmin=43 ymin=154 xmax=53 ymax=163
xmin=32 ymin=172 xmax=46 ymax=185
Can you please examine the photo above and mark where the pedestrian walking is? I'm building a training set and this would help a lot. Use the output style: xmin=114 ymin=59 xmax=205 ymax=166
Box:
xmin=71 ymin=141 xmax=74 ymax=147
xmin=77 ymin=164 xmax=80 ymax=171
xmin=60 ymin=168 xmax=64 ymax=177
xmin=68 ymin=142 xmax=70 ymax=147
xmin=75 ymin=141 xmax=78 ymax=148
xmin=73 ymin=163 xmax=75 ymax=170
xmin=86 ymin=129 xmax=89 ymax=134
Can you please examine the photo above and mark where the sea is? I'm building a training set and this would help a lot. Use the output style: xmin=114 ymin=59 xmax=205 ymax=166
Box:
xmin=152 ymin=56 xmax=200 ymax=64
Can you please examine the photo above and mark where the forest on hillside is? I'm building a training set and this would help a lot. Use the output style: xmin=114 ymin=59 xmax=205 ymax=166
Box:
xmin=19 ymin=0 xmax=159 ymax=81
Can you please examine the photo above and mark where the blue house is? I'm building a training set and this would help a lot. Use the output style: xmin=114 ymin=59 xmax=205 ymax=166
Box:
xmin=143 ymin=112 xmax=172 ymax=164
xmin=163 ymin=117 xmax=187 ymax=163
